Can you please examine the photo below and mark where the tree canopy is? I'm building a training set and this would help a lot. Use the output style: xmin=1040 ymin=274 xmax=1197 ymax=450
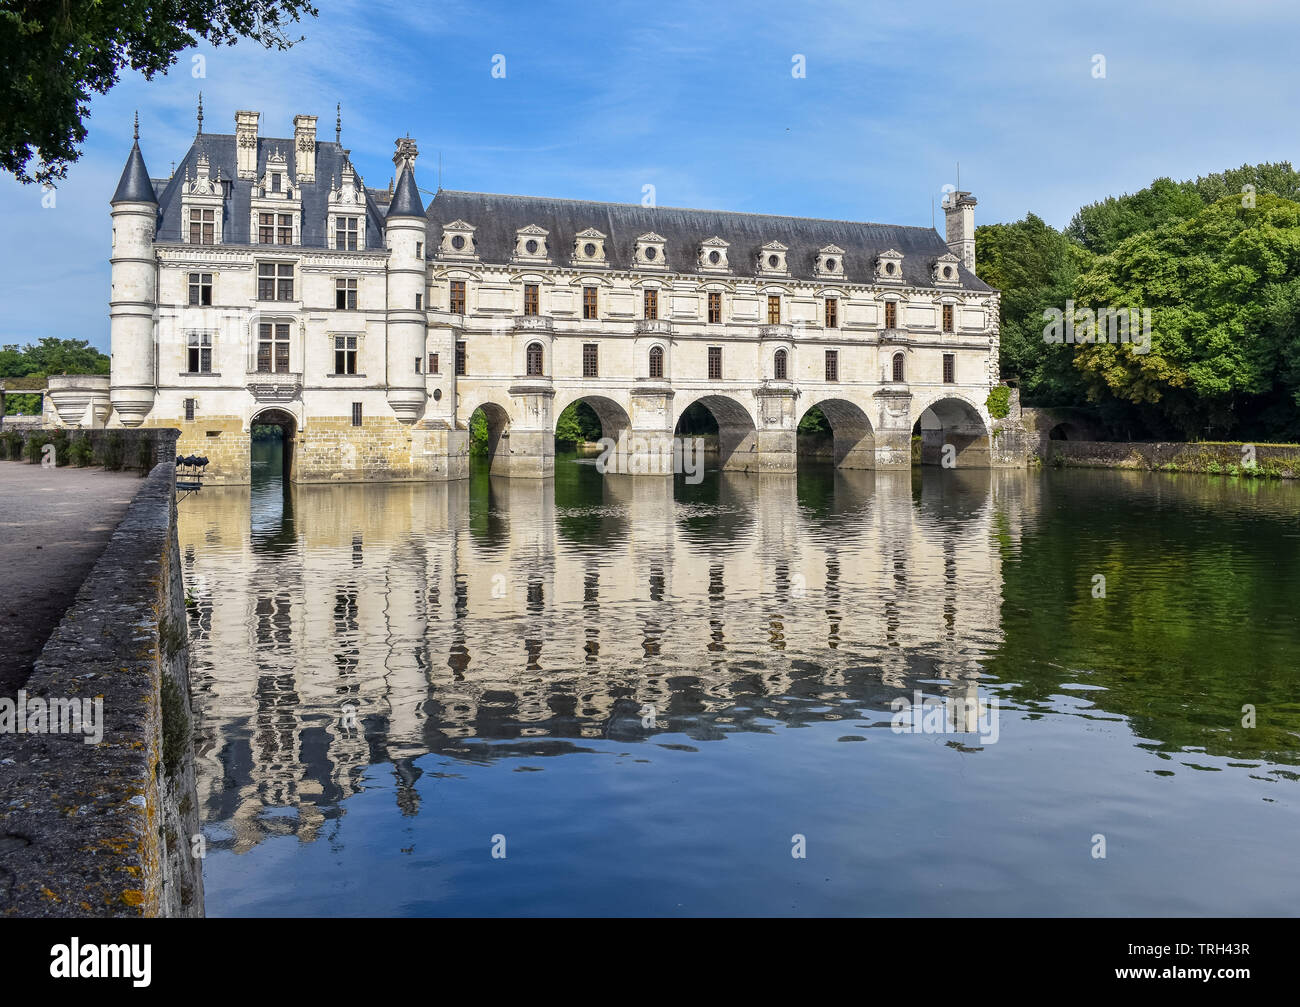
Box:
xmin=0 ymin=337 xmax=108 ymax=377
xmin=0 ymin=0 xmax=318 ymax=185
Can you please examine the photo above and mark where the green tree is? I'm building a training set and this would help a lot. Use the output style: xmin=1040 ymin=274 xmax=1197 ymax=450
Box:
xmin=1070 ymin=193 xmax=1300 ymax=439
xmin=0 ymin=0 xmax=318 ymax=185
xmin=1 ymin=337 xmax=109 ymax=414
xmin=555 ymin=401 xmax=603 ymax=445
xmin=975 ymin=213 xmax=1093 ymax=403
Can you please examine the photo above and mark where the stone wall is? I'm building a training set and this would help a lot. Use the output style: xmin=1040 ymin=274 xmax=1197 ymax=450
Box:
xmin=0 ymin=461 xmax=204 ymax=917
xmin=0 ymin=426 xmax=179 ymax=472
xmin=1047 ymin=439 xmax=1300 ymax=477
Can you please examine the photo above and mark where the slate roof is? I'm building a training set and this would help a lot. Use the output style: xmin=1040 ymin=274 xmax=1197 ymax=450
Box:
xmin=111 ymin=141 xmax=157 ymax=204
xmin=386 ymin=165 xmax=424 ymax=218
xmin=150 ymin=134 xmax=386 ymax=249
xmin=426 ymin=190 xmax=991 ymax=291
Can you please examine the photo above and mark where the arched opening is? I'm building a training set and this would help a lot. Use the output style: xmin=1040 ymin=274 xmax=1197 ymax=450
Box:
xmin=555 ymin=400 xmax=604 ymax=451
xmin=525 ymin=341 xmax=544 ymax=376
xmin=913 ymin=397 xmax=990 ymax=467
xmin=250 ymin=408 xmax=296 ymax=482
xmin=774 ymin=348 xmax=788 ymax=380
xmin=468 ymin=402 xmax=512 ymax=474
xmin=555 ymin=395 xmax=634 ymax=471
xmin=648 ymin=344 xmax=664 ymax=379
xmin=892 ymin=352 xmax=906 ymax=383
xmin=798 ymin=399 xmax=875 ymax=469
xmin=1048 ymin=422 xmax=1079 ymax=441
xmin=675 ymin=394 xmax=756 ymax=471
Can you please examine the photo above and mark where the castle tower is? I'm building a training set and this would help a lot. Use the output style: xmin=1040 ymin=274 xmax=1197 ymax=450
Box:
xmin=943 ymin=190 xmax=978 ymax=274
xmin=109 ymin=117 xmax=158 ymax=427
xmin=384 ymin=164 xmax=428 ymax=423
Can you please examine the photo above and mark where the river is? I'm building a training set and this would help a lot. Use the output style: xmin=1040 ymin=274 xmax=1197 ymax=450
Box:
xmin=176 ymin=443 xmax=1300 ymax=916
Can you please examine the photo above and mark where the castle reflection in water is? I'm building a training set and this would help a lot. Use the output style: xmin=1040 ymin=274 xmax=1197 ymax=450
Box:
xmin=179 ymin=462 xmax=1038 ymax=853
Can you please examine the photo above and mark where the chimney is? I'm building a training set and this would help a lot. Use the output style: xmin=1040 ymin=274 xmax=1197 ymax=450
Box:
xmin=944 ymin=190 xmax=978 ymax=274
xmin=235 ymin=110 xmax=259 ymax=179
xmin=393 ymin=136 xmax=418 ymax=176
xmin=293 ymin=114 xmax=317 ymax=183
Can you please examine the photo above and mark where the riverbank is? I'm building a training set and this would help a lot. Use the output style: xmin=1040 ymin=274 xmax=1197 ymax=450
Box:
xmin=0 ymin=450 xmax=203 ymax=917
xmin=1045 ymin=439 xmax=1300 ymax=478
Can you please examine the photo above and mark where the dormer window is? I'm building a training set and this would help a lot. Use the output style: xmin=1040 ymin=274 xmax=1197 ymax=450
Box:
xmin=439 ymin=220 xmax=477 ymax=260
xmin=271 ymin=173 xmax=282 ymax=193
xmin=572 ymin=228 xmax=607 ymax=266
xmin=875 ymin=249 xmax=905 ymax=283
xmin=933 ymin=252 xmax=961 ymax=286
xmin=816 ymin=245 xmax=845 ymax=278
xmin=181 ymin=153 xmax=223 ymax=244
xmin=514 ymin=224 xmax=550 ymax=263
xmin=634 ymin=232 xmax=667 ymax=269
xmin=699 ymin=236 xmax=730 ymax=273
xmin=757 ymin=240 xmax=788 ymax=276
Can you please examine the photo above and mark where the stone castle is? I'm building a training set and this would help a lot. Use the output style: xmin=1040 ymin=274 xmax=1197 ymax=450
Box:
xmin=86 ymin=105 xmax=1012 ymax=483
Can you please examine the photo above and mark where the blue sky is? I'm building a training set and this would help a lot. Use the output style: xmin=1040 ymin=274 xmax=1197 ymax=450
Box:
xmin=4 ymin=0 xmax=1297 ymax=351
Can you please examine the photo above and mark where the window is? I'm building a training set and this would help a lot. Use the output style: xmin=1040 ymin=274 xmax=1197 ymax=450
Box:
xmin=825 ymin=298 xmax=838 ymax=329
xmin=767 ymin=295 xmax=781 ymax=325
xmin=884 ymin=301 xmax=897 ymax=329
xmin=774 ymin=348 xmax=788 ymax=380
xmin=648 ymin=345 xmax=664 ymax=379
xmin=415 ymin=292 xmax=423 ymax=310
xmin=334 ymin=335 xmax=358 ymax=375
xmin=644 ymin=289 xmax=658 ymax=320
xmin=184 ymin=398 xmax=196 ymax=422
xmin=335 ymin=278 xmax=357 ymax=310
xmin=186 ymin=332 xmax=212 ymax=374
xmin=450 ymin=280 xmax=466 ymax=314
xmin=583 ymin=286 xmax=598 ymax=319
xmin=582 ymin=343 xmax=599 ymax=378
xmin=257 ymin=322 xmax=291 ymax=373
xmin=526 ymin=341 xmax=544 ymax=376
xmin=943 ymin=304 xmax=954 ymax=333
xmin=415 ymin=356 xmax=422 ymax=374
xmin=351 ymin=402 xmax=363 ymax=427
xmin=271 ymin=173 xmax=281 ymax=194
xmin=892 ymin=352 xmax=905 ymax=382
xmin=188 ymin=272 xmax=212 ymax=307
xmin=258 ymin=213 xmax=275 ymax=244
xmin=277 ymin=214 xmax=292 ymax=245
xmin=708 ymin=291 xmax=722 ymax=324
xmin=258 ymin=262 xmax=294 ymax=301
xmin=428 ymin=352 xmax=439 ymax=374
xmin=336 ymin=216 xmax=359 ymax=251
xmin=943 ymin=353 xmax=955 ymax=383
xmin=523 ymin=283 xmax=539 ymax=316
xmin=708 ymin=345 xmax=722 ymax=380
xmin=455 ymin=341 xmax=466 ymax=376
xmin=416 ymin=241 xmax=423 ymax=258
xmin=825 ymin=349 xmax=838 ymax=382
xmin=188 ymin=208 xmax=214 ymax=245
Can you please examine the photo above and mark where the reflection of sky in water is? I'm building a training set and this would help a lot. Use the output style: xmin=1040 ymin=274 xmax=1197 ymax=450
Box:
xmin=178 ymin=463 xmax=1300 ymax=916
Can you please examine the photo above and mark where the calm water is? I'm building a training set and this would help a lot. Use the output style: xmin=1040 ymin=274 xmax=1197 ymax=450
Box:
xmin=177 ymin=443 xmax=1300 ymax=916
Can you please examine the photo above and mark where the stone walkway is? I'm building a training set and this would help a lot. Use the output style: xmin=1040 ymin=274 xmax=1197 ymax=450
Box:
xmin=0 ymin=462 xmax=143 ymax=696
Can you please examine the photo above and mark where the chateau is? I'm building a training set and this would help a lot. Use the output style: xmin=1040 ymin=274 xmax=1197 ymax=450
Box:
xmin=97 ymin=107 xmax=1009 ymax=483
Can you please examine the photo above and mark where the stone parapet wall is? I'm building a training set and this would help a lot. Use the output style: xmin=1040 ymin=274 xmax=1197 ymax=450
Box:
xmin=0 ymin=462 xmax=203 ymax=916
xmin=0 ymin=426 xmax=179 ymax=471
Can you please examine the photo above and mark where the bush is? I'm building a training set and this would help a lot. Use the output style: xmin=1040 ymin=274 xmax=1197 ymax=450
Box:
xmin=69 ymin=435 xmax=94 ymax=467
xmin=137 ymin=435 xmax=154 ymax=475
xmin=51 ymin=431 xmax=70 ymax=466
xmin=24 ymin=432 xmax=49 ymax=464
xmin=3 ymin=429 xmax=25 ymax=460
xmin=986 ymin=385 xmax=1012 ymax=420
xmin=102 ymin=431 xmax=124 ymax=470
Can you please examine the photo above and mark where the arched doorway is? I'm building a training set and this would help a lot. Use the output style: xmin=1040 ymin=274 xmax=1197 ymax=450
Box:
xmin=250 ymin=407 xmax=296 ymax=481
xmin=798 ymin=399 xmax=875 ymax=469
xmin=913 ymin=398 xmax=990 ymax=467
xmin=675 ymin=394 xmax=756 ymax=471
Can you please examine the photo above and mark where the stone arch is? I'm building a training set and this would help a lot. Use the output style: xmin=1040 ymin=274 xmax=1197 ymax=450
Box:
xmin=553 ymin=392 xmax=633 ymax=445
xmin=674 ymin=393 xmax=758 ymax=471
xmin=799 ymin=395 xmax=876 ymax=469
xmin=911 ymin=393 xmax=990 ymax=468
xmin=462 ymin=399 xmax=515 ymax=474
xmin=250 ymin=406 xmax=298 ymax=480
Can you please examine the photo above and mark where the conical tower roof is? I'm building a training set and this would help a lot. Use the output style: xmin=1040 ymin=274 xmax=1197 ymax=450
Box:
xmin=386 ymin=164 xmax=424 ymax=219
xmin=111 ymin=140 xmax=157 ymax=205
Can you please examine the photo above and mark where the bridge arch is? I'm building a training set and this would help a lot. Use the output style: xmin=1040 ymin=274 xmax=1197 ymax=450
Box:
xmin=674 ymin=393 xmax=759 ymax=471
xmin=798 ymin=395 xmax=875 ymax=469
xmin=461 ymin=398 xmax=515 ymax=474
xmin=553 ymin=391 xmax=633 ymax=445
xmin=249 ymin=406 xmax=298 ymax=480
xmin=911 ymin=392 xmax=990 ymax=468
